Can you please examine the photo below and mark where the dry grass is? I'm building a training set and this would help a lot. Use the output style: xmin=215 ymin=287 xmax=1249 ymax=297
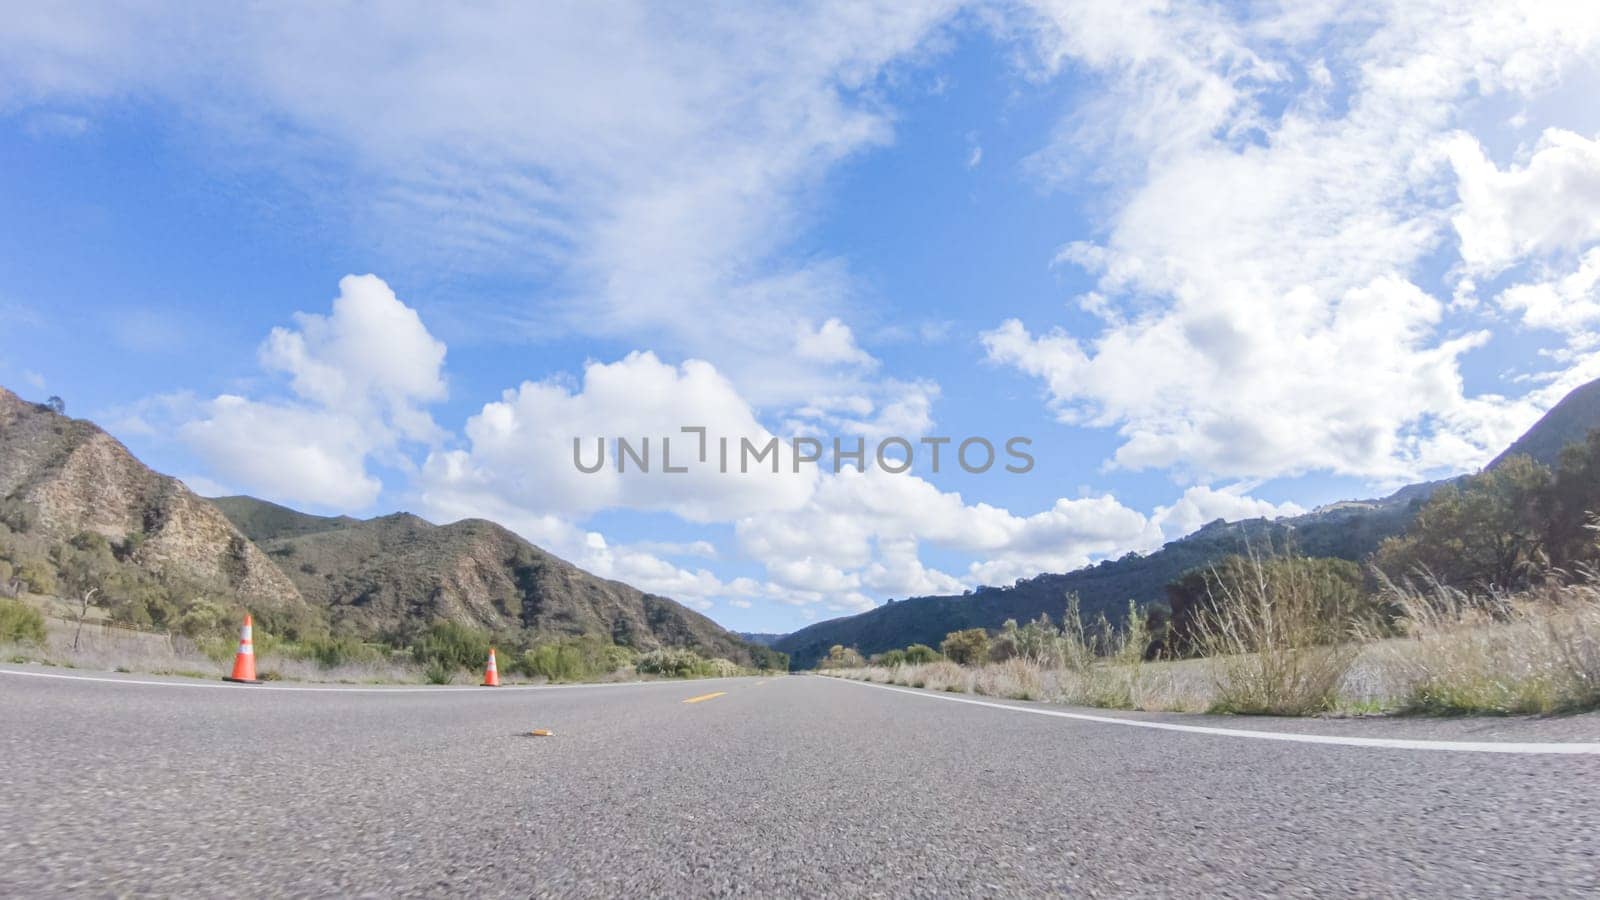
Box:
xmin=824 ymin=568 xmax=1600 ymax=718
xmin=824 ymin=657 xmax=1212 ymax=713
xmin=1188 ymin=551 xmax=1364 ymax=715
xmin=1369 ymin=575 xmax=1600 ymax=714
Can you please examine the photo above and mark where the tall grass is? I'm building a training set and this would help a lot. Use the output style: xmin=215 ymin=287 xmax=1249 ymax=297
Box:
xmin=1190 ymin=551 xmax=1363 ymax=715
xmin=830 ymin=601 xmax=1211 ymax=711
xmin=827 ymin=657 xmax=1213 ymax=713
xmin=1373 ymin=573 xmax=1600 ymax=714
xmin=827 ymin=553 xmax=1600 ymax=718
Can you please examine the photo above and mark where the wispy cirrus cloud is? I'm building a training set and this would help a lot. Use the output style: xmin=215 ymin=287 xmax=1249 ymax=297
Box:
xmin=0 ymin=2 xmax=963 ymax=404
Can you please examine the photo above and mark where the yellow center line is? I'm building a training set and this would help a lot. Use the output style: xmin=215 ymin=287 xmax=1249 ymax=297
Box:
xmin=681 ymin=691 xmax=727 ymax=704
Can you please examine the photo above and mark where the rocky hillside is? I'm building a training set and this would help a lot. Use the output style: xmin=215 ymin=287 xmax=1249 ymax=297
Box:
xmin=0 ymin=387 xmax=775 ymax=666
xmin=217 ymin=496 xmax=773 ymax=665
xmin=774 ymin=377 xmax=1600 ymax=668
xmin=0 ymin=388 xmax=312 ymax=627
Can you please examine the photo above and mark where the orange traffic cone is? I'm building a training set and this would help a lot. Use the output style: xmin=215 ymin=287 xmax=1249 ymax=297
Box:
xmin=481 ymin=647 xmax=501 ymax=687
xmin=223 ymin=613 xmax=261 ymax=684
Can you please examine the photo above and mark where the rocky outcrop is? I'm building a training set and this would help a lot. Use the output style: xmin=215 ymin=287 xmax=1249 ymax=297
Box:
xmin=0 ymin=388 xmax=307 ymax=619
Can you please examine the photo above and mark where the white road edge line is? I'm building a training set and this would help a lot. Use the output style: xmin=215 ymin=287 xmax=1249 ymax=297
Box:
xmin=826 ymin=675 xmax=1600 ymax=755
xmin=0 ymin=667 xmax=741 ymax=694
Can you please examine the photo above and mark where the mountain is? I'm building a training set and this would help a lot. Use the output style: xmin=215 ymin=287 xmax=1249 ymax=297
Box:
xmin=773 ymin=496 xmax=1429 ymax=668
xmin=0 ymin=388 xmax=314 ymax=627
xmin=1490 ymin=378 xmax=1600 ymax=468
xmin=0 ymin=386 xmax=775 ymax=667
xmin=208 ymin=495 xmax=359 ymax=542
xmin=736 ymin=632 xmax=785 ymax=647
xmin=216 ymin=496 xmax=773 ymax=665
xmin=774 ymin=375 xmax=1600 ymax=668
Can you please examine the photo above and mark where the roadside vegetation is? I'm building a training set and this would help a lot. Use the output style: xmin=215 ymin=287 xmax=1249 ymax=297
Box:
xmin=821 ymin=434 xmax=1600 ymax=717
xmin=3 ymin=597 xmax=777 ymax=685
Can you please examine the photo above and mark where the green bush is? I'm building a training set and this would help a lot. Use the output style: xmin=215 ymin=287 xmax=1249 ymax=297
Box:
xmin=940 ymin=628 xmax=990 ymax=666
xmin=518 ymin=636 xmax=633 ymax=682
xmin=704 ymin=657 xmax=740 ymax=678
xmin=172 ymin=599 xmax=229 ymax=639
xmin=902 ymin=643 xmax=939 ymax=664
xmin=0 ymin=598 xmax=46 ymax=645
xmin=412 ymin=621 xmax=492 ymax=672
xmin=291 ymin=634 xmax=386 ymax=669
xmin=748 ymin=645 xmax=790 ymax=672
xmin=0 ymin=499 xmax=38 ymax=533
xmin=636 ymin=647 xmax=715 ymax=678
xmin=423 ymin=659 xmax=455 ymax=684
xmin=817 ymin=644 xmax=866 ymax=669
xmin=13 ymin=556 xmax=56 ymax=595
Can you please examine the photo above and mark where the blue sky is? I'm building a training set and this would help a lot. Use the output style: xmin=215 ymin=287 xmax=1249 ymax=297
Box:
xmin=3 ymin=3 xmax=1600 ymax=633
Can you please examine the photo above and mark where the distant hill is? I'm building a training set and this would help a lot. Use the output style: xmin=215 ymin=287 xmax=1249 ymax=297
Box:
xmin=218 ymin=496 xmax=773 ymax=665
xmin=776 ymin=376 xmax=1600 ymax=668
xmin=736 ymin=632 xmax=785 ymax=647
xmin=1490 ymin=378 xmax=1600 ymax=468
xmin=772 ymin=496 xmax=1429 ymax=668
xmin=209 ymin=495 xmax=359 ymax=543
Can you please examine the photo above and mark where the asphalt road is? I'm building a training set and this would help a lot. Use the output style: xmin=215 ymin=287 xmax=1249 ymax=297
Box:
xmin=3 ymin=666 xmax=1599 ymax=897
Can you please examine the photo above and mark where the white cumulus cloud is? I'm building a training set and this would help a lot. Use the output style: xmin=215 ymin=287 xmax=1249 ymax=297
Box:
xmin=178 ymin=275 xmax=446 ymax=511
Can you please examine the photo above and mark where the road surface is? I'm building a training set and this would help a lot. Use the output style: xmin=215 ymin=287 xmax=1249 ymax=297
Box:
xmin=2 ymin=665 xmax=1598 ymax=897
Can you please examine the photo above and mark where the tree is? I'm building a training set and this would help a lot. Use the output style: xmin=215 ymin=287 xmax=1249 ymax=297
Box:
xmin=43 ymin=396 xmax=66 ymax=415
xmin=1546 ymin=430 xmax=1600 ymax=570
xmin=873 ymin=648 xmax=907 ymax=667
xmin=55 ymin=534 xmax=117 ymax=650
xmin=988 ymin=619 xmax=1022 ymax=662
xmin=939 ymin=628 xmax=989 ymax=666
xmin=1376 ymin=455 xmax=1553 ymax=590
xmin=819 ymin=644 xmax=865 ymax=669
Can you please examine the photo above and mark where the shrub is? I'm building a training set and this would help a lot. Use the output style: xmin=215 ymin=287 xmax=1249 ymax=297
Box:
xmin=1167 ymin=554 xmax=1373 ymax=657
xmin=0 ymin=598 xmax=46 ymax=645
xmin=918 ymin=660 xmax=971 ymax=692
xmin=940 ymin=628 xmax=989 ymax=666
xmin=637 ymin=647 xmax=714 ymax=678
xmin=519 ymin=637 xmax=632 ymax=682
xmin=423 ymin=659 xmax=455 ymax=685
xmin=13 ymin=556 xmax=57 ymax=595
xmin=974 ymin=657 xmax=1044 ymax=700
xmin=0 ymin=499 xmax=38 ymax=533
xmin=1376 ymin=573 xmax=1600 ymax=714
xmin=902 ymin=643 xmax=940 ymax=664
xmin=295 ymin=634 xmax=386 ymax=669
xmin=412 ymin=621 xmax=492 ymax=673
xmin=748 ymin=645 xmax=789 ymax=672
xmin=818 ymin=644 xmax=866 ymax=669
xmin=172 ymin=599 xmax=229 ymax=639
xmin=873 ymin=648 xmax=907 ymax=667
xmin=704 ymin=657 xmax=741 ymax=678
xmin=1190 ymin=551 xmax=1361 ymax=715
